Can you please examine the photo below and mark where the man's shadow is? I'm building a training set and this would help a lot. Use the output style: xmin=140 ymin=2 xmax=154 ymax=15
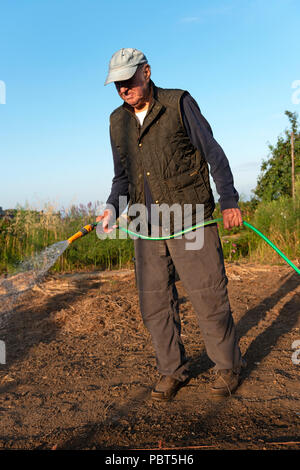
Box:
xmin=237 ymin=271 xmax=299 ymax=382
xmin=187 ymin=271 xmax=300 ymax=379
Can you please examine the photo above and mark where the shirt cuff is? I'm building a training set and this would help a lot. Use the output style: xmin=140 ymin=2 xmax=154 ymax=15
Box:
xmin=219 ymin=198 xmax=240 ymax=211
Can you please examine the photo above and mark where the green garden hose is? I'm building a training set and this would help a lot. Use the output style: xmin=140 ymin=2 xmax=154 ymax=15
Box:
xmin=242 ymin=221 xmax=300 ymax=275
xmin=118 ymin=217 xmax=220 ymax=240
xmin=115 ymin=218 xmax=300 ymax=275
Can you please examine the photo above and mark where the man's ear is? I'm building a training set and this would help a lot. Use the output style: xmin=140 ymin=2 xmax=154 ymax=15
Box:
xmin=144 ymin=64 xmax=151 ymax=81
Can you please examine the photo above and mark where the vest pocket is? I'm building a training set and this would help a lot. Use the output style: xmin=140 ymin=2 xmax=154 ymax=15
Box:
xmin=163 ymin=167 xmax=210 ymax=205
xmin=164 ymin=167 xmax=201 ymax=190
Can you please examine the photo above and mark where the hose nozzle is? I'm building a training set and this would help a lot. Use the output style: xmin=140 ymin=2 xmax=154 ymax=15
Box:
xmin=67 ymin=223 xmax=97 ymax=244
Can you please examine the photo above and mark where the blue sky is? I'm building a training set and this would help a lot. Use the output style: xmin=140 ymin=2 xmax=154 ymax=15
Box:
xmin=0 ymin=0 xmax=300 ymax=211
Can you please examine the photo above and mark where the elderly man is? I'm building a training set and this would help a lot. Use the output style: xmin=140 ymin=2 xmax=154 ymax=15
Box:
xmin=97 ymin=48 xmax=245 ymax=401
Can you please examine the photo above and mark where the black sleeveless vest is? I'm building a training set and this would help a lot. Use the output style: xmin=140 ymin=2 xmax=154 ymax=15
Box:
xmin=110 ymin=82 xmax=215 ymax=230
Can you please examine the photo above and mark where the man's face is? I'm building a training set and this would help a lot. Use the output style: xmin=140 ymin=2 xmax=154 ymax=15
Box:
xmin=115 ymin=64 xmax=151 ymax=109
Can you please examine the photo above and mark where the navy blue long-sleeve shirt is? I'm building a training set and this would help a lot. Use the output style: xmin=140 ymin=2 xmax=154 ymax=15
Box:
xmin=106 ymin=92 xmax=239 ymax=218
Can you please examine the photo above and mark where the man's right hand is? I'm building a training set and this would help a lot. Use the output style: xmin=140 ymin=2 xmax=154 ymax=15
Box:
xmin=96 ymin=209 xmax=116 ymax=233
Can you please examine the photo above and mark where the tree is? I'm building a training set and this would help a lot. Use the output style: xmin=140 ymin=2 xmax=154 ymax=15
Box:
xmin=253 ymin=111 xmax=300 ymax=201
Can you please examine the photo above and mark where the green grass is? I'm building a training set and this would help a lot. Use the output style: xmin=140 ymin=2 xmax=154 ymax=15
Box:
xmin=215 ymin=188 xmax=299 ymax=266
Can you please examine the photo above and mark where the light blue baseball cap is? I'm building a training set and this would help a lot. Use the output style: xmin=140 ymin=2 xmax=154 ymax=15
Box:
xmin=105 ymin=48 xmax=148 ymax=85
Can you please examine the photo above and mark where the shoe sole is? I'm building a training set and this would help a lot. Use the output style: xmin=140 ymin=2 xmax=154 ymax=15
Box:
xmin=151 ymin=379 xmax=189 ymax=402
xmin=151 ymin=390 xmax=177 ymax=401
xmin=211 ymin=384 xmax=239 ymax=399
xmin=211 ymin=377 xmax=241 ymax=399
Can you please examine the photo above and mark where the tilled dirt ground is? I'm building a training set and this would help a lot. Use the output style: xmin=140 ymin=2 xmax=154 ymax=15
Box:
xmin=0 ymin=263 xmax=299 ymax=451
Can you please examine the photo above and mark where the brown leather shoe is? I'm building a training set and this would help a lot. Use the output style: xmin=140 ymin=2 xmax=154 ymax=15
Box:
xmin=151 ymin=375 xmax=189 ymax=401
xmin=211 ymin=369 xmax=240 ymax=397
xmin=211 ymin=359 xmax=246 ymax=397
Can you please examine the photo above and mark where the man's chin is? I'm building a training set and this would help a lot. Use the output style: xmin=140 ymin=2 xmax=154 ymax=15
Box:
xmin=124 ymin=98 xmax=139 ymax=107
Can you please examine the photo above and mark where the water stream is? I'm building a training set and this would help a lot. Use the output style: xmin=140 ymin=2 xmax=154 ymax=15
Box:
xmin=0 ymin=240 xmax=70 ymax=327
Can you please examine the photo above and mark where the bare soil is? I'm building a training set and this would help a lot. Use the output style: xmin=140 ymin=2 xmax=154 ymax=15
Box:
xmin=0 ymin=263 xmax=299 ymax=451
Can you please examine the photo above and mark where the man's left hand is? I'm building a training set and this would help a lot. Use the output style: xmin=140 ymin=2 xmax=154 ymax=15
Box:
xmin=222 ymin=208 xmax=243 ymax=230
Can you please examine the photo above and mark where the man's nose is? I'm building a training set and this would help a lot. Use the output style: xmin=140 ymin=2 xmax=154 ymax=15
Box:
xmin=115 ymin=82 xmax=128 ymax=94
xmin=119 ymin=85 xmax=128 ymax=94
